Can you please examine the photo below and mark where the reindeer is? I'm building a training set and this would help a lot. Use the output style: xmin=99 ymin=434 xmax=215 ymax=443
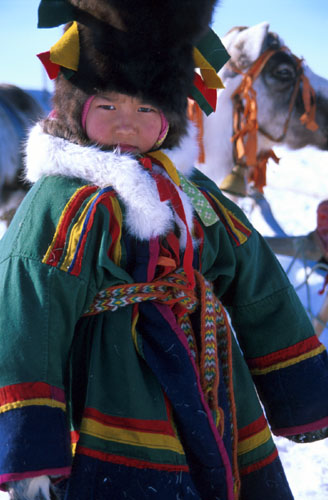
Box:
xmin=0 ymin=84 xmax=46 ymax=234
xmin=193 ymin=22 xmax=328 ymax=235
xmin=197 ymin=21 xmax=328 ymax=189
xmin=190 ymin=23 xmax=328 ymax=336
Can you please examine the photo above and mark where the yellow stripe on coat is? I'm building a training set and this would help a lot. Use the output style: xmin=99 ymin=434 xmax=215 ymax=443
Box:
xmin=60 ymin=193 xmax=99 ymax=272
xmin=0 ymin=398 xmax=66 ymax=414
xmin=80 ymin=417 xmax=185 ymax=455
xmin=238 ymin=426 xmax=272 ymax=456
xmin=250 ymin=345 xmax=326 ymax=375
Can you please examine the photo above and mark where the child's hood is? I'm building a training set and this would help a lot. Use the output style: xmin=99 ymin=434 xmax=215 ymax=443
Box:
xmin=24 ymin=121 xmax=199 ymax=241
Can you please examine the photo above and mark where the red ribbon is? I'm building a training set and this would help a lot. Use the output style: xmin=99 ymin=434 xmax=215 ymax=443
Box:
xmin=37 ymin=51 xmax=61 ymax=80
xmin=152 ymin=173 xmax=195 ymax=289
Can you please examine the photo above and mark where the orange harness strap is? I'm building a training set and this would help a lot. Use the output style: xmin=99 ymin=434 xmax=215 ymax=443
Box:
xmin=231 ymin=47 xmax=318 ymax=192
xmin=231 ymin=49 xmax=278 ymax=167
xmin=187 ymin=99 xmax=206 ymax=164
xmin=189 ymin=46 xmax=319 ymax=194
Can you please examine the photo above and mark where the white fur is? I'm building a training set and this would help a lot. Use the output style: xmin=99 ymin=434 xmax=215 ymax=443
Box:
xmin=223 ymin=22 xmax=270 ymax=70
xmin=24 ymin=122 xmax=199 ymax=242
xmin=7 ymin=475 xmax=52 ymax=500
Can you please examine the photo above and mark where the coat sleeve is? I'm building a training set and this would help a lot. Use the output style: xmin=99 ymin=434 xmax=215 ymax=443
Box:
xmin=0 ymin=177 xmax=126 ymax=487
xmin=193 ymin=170 xmax=328 ymax=442
xmin=225 ymin=225 xmax=328 ymax=439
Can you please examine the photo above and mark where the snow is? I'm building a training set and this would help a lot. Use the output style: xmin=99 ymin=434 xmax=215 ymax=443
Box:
xmin=0 ymin=145 xmax=327 ymax=499
xmin=247 ymin=145 xmax=328 ymax=348
xmin=274 ymin=436 xmax=328 ymax=499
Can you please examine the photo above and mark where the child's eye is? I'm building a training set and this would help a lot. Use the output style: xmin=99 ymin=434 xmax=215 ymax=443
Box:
xmin=99 ymin=104 xmax=115 ymax=110
xmin=138 ymin=106 xmax=155 ymax=113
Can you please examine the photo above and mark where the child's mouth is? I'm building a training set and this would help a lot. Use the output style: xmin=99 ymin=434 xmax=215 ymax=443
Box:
xmin=118 ymin=144 xmax=138 ymax=153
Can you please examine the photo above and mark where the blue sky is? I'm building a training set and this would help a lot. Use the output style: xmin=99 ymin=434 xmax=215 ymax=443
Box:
xmin=1 ymin=0 xmax=328 ymax=90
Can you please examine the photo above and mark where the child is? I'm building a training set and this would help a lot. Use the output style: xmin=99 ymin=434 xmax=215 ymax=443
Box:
xmin=1 ymin=1 xmax=328 ymax=499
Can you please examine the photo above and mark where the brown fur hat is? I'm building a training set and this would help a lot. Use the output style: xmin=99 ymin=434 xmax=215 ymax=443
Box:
xmin=40 ymin=0 xmax=219 ymax=148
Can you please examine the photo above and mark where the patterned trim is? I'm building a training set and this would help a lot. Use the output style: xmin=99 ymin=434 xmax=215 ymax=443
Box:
xmin=0 ymin=382 xmax=66 ymax=414
xmin=42 ymin=185 xmax=122 ymax=276
xmin=195 ymin=271 xmax=220 ymax=410
xmin=63 ymin=187 xmax=118 ymax=275
xmin=199 ymin=189 xmax=252 ymax=246
xmin=42 ymin=185 xmax=98 ymax=266
xmin=215 ymin=301 xmax=240 ymax=495
xmin=83 ymin=269 xmax=198 ymax=316
xmin=178 ymin=173 xmax=219 ymax=227
xmin=247 ymin=336 xmax=326 ymax=375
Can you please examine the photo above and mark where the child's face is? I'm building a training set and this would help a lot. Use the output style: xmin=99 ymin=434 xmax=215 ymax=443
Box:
xmin=85 ymin=92 xmax=162 ymax=154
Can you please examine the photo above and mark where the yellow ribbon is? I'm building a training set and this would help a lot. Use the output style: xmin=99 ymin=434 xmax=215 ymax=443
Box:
xmin=193 ymin=47 xmax=225 ymax=89
xmin=50 ymin=21 xmax=80 ymax=71
xmin=147 ymin=150 xmax=181 ymax=186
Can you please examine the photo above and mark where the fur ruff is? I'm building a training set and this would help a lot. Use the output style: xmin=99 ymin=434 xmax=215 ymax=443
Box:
xmin=24 ymin=122 xmax=199 ymax=243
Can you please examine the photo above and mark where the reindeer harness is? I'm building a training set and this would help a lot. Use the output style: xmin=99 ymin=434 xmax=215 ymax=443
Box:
xmin=230 ymin=46 xmax=318 ymax=192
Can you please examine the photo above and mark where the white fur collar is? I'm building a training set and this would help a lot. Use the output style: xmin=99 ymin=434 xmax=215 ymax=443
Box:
xmin=24 ymin=122 xmax=199 ymax=242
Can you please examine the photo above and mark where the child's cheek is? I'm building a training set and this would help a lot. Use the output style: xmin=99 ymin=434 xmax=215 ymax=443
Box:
xmin=87 ymin=117 xmax=113 ymax=145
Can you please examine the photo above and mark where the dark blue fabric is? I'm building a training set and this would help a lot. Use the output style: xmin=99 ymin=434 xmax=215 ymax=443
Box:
xmin=240 ymin=457 xmax=294 ymax=500
xmin=124 ymin=236 xmax=151 ymax=283
xmin=0 ymin=406 xmax=71 ymax=476
xmin=138 ymin=301 xmax=233 ymax=500
xmin=62 ymin=453 xmax=201 ymax=499
xmin=254 ymin=351 xmax=328 ymax=432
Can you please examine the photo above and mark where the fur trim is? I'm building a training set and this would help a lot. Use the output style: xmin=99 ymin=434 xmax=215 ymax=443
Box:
xmin=24 ymin=122 xmax=198 ymax=241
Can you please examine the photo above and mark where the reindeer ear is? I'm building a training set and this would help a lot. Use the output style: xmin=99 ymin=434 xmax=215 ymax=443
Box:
xmin=224 ymin=22 xmax=270 ymax=69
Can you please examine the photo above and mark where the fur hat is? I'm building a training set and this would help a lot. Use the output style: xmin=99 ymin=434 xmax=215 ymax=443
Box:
xmin=37 ymin=0 xmax=223 ymax=148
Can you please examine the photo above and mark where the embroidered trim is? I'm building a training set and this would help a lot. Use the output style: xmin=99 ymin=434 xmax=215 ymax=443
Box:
xmin=43 ymin=185 xmax=122 ymax=275
xmin=83 ymin=269 xmax=198 ymax=316
xmin=200 ymin=188 xmax=252 ymax=246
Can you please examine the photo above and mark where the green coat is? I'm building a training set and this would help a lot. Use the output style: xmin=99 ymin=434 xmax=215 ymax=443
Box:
xmin=0 ymin=128 xmax=327 ymax=499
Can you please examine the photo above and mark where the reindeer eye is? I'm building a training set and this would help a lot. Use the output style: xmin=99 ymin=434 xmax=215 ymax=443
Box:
xmin=272 ymin=63 xmax=296 ymax=81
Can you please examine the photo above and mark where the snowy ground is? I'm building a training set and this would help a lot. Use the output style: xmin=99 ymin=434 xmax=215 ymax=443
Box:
xmin=0 ymin=145 xmax=327 ymax=499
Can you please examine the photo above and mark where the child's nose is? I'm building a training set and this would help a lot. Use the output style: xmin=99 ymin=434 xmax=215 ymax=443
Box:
xmin=115 ymin=111 xmax=136 ymax=133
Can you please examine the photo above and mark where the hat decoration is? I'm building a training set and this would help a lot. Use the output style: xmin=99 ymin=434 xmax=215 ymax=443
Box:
xmin=37 ymin=0 xmax=230 ymax=117
xmin=192 ymin=29 xmax=230 ymax=115
xmin=37 ymin=21 xmax=80 ymax=80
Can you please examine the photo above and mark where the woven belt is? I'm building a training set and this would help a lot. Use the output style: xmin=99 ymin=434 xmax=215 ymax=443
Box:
xmin=83 ymin=268 xmax=198 ymax=316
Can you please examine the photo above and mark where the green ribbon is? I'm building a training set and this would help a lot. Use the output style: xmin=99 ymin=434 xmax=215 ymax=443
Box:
xmin=179 ymin=173 xmax=219 ymax=227
xmin=38 ymin=0 xmax=76 ymax=28
xmin=195 ymin=28 xmax=230 ymax=74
